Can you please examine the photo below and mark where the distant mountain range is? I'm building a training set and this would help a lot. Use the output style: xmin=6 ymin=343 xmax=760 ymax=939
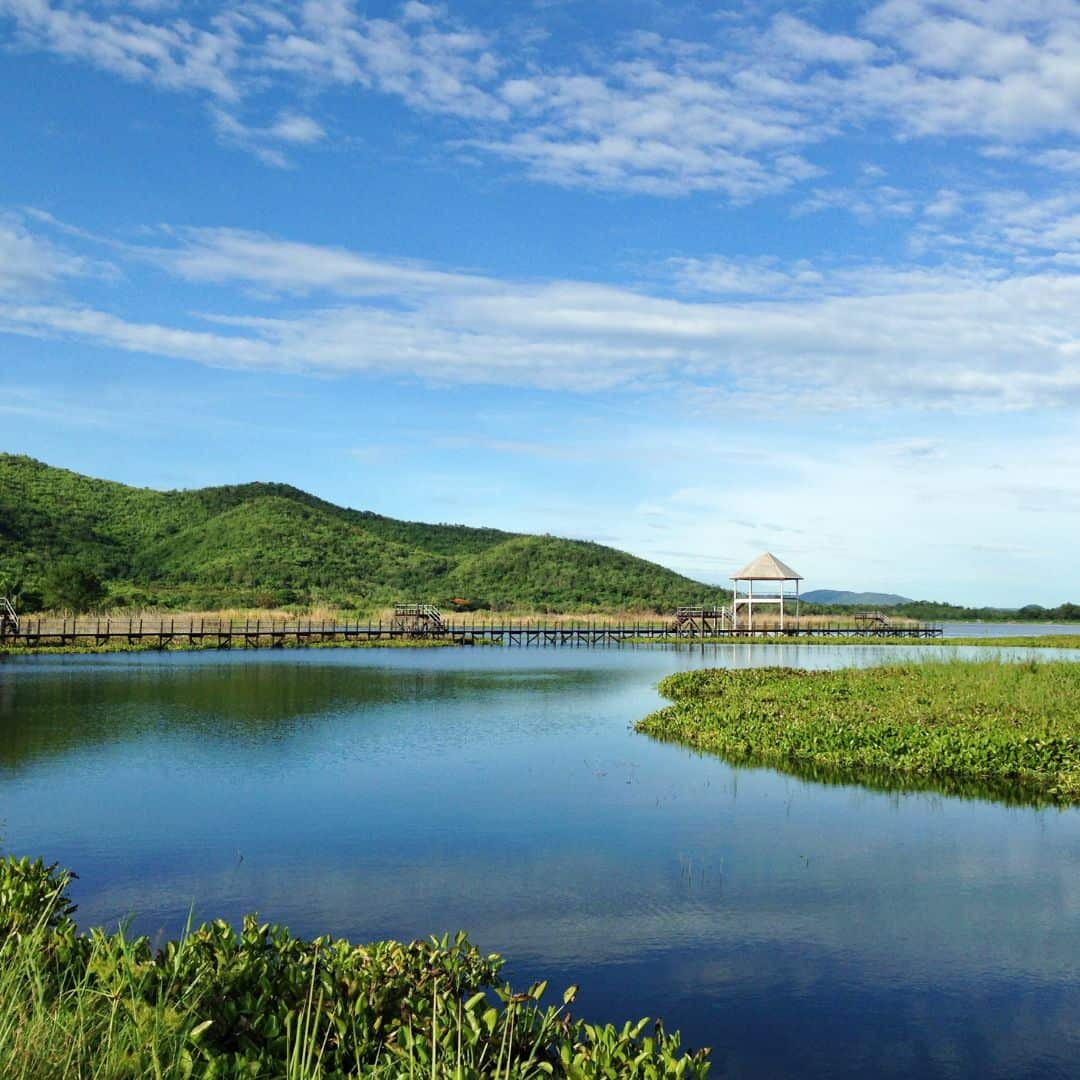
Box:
xmin=801 ymin=589 xmax=913 ymax=607
xmin=0 ymin=455 xmax=730 ymax=612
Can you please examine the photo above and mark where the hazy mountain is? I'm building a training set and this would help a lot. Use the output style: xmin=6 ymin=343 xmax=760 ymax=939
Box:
xmin=802 ymin=589 xmax=913 ymax=607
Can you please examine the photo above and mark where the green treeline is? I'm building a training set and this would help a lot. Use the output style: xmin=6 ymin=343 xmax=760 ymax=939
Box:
xmin=895 ymin=600 xmax=1080 ymax=622
xmin=0 ymin=856 xmax=710 ymax=1078
xmin=810 ymin=599 xmax=1080 ymax=623
xmin=0 ymin=455 xmax=729 ymax=613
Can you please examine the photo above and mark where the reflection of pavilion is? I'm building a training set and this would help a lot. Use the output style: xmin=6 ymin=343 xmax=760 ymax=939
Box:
xmin=731 ymin=553 xmax=802 ymax=631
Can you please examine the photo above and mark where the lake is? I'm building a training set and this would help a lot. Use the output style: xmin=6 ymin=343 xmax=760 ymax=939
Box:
xmin=3 ymin=640 xmax=1080 ymax=1078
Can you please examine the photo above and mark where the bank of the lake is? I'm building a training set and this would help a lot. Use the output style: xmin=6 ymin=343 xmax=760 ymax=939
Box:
xmin=0 ymin=858 xmax=707 ymax=1080
xmin=637 ymin=659 xmax=1080 ymax=805
xmin=627 ymin=634 xmax=1080 ymax=648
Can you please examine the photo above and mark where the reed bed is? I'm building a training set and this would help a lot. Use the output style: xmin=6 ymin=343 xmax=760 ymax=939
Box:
xmin=637 ymin=659 xmax=1080 ymax=805
xmin=11 ymin=607 xmax=924 ymax=631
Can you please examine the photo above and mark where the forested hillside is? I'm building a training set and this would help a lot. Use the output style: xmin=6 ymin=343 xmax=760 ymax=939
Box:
xmin=0 ymin=455 xmax=730 ymax=612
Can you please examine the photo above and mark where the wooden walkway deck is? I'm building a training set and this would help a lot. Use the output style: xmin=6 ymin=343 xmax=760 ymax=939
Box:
xmin=0 ymin=616 xmax=943 ymax=649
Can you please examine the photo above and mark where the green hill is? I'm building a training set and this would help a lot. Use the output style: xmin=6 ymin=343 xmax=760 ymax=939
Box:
xmin=0 ymin=455 xmax=730 ymax=613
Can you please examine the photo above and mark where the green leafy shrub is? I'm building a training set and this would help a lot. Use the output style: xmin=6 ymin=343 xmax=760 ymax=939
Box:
xmin=0 ymin=856 xmax=78 ymax=937
xmin=0 ymin=855 xmax=711 ymax=1078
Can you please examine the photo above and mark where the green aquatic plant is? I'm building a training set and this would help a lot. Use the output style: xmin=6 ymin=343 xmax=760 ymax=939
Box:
xmin=0 ymin=855 xmax=711 ymax=1078
xmin=636 ymin=660 xmax=1080 ymax=806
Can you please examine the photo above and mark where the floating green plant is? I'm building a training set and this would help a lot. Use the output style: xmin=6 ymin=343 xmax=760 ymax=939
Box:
xmin=637 ymin=660 xmax=1080 ymax=807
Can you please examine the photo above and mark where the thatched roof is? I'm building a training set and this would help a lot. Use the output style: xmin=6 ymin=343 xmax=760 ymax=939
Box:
xmin=731 ymin=552 xmax=802 ymax=581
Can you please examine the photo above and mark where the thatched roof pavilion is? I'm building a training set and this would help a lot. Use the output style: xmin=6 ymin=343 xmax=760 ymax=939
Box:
xmin=731 ymin=552 xmax=803 ymax=631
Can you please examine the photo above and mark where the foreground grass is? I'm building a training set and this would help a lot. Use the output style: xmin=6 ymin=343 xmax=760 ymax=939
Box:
xmin=636 ymin=660 xmax=1080 ymax=806
xmin=0 ymin=857 xmax=709 ymax=1079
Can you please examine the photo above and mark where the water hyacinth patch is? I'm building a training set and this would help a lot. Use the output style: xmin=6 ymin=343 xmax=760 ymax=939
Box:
xmin=637 ymin=660 xmax=1080 ymax=806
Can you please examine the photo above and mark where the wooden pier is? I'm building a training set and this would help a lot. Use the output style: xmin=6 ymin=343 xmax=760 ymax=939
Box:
xmin=0 ymin=610 xmax=944 ymax=650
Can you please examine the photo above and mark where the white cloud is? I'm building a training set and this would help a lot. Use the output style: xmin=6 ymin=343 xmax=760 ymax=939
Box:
xmin=852 ymin=1 xmax=1080 ymax=140
xmin=0 ymin=0 xmax=245 ymax=100
xmin=0 ymin=219 xmax=101 ymax=294
xmin=260 ymin=2 xmax=507 ymax=121
xmin=401 ymin=2 xmax=438 ymax=23
xmin=466 ymin=59 xmax=824 ymax=198
xmin=149 ymin=227 xmax=489 ymax=297
xmin=268 ymin=112 xmax=326 ymax=145
xmin=623 ymin=430 xmax=1080 ymax=601
xmin=919 ymin=189 xmax=1080 ymax=262
xmin=768 ymin=14 xmax=878 ymax=65
xmin=4 ymin=219 xmax=1080 ymax=412
xmin=210 ymin=108 xmax=326 ymax=167
xmin=1034 ymin=148 xmax=1080 ymax=173
xmin=4 ymin=0 xmax=1080 ymax=195
xmin=795 ymin=184 xmax=918 ymax=220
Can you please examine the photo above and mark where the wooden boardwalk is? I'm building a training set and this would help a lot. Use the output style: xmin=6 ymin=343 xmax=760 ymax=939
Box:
xmin=0 ymin=615 xmax=943 ymax=650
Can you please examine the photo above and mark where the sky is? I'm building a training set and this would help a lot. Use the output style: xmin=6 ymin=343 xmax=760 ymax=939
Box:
xmin=1 ymin=0 xmax=1079 ymax=606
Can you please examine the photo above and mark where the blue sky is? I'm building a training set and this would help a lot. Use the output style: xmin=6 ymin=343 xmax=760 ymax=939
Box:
xmin=2 ymin=0 xmax=1079 ymax=605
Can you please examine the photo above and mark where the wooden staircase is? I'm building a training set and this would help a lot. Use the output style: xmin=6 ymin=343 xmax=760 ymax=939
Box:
xmin=670 ymin=605 xmax=733 ymax=636
xmin=392 ymin=603 xmax=447 ymax=636
xmin=854 ymin=610 xmax=891 ymax=629
xmin=0 ymin=597 xmax=19 ymax=638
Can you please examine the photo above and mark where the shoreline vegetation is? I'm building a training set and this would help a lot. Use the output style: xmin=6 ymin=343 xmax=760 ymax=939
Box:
xmin=625 ymin=635 xmax=1080 ymax=649
xmin=0 ymin=856 xmax=710 ymax=1079
xmin=636 ymin=660 xmax=1080 ymax=807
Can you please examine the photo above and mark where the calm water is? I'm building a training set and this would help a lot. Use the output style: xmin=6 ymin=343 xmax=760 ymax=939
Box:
xmin=943 ymin=621 xmax=1080 ymax=638
xmin=3 ymin=642 xmax=1080 ymax=1079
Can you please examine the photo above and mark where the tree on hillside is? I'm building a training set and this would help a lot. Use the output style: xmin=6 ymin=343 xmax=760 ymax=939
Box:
xmin=0 ymin=576 xmax=43 ymax=613
xmin=42 ymin=558 xmax=107 ymax=614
